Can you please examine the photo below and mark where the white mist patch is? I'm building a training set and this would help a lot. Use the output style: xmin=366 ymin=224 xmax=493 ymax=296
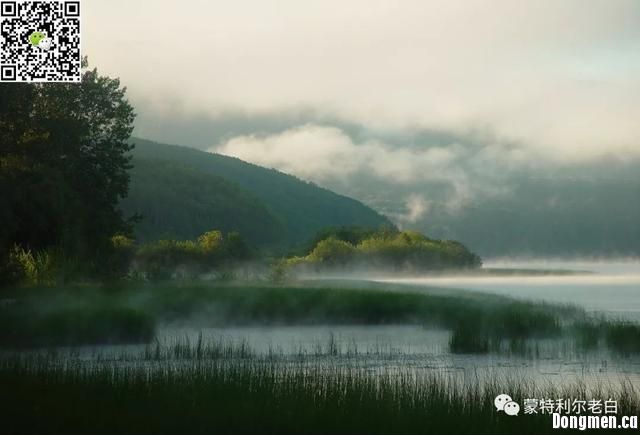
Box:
xmin=375 ymin=259 xmax=640 ymax=321
xmin=484 ymin=258 xmax=640 ymax=276
xmin=214 ymin=124 xmax=461 ymax=185
xmin=394 ymin=194 xmax=431 ymax=225
xmin=213 ymin=123 xmax=515 ymax=214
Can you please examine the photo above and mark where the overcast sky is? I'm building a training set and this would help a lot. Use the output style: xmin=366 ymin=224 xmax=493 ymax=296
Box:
xmin=85 ymin=0 xmax=640 ymax=219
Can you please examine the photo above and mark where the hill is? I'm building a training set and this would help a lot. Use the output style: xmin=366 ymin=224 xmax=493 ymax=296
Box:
xmin=121 ymin=138 xmax=393 ymax=250
xmin=120 ymin=158 xmax=283 ymax=246
xmin=417 ymin=174 xmax=640 ymax=257
xmin=308 ymin=148 xmax=640 ymax=257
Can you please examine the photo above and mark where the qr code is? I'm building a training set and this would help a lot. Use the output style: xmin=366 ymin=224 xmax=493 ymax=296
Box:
xmin=0 ymin=0 xmax=81 ymax=82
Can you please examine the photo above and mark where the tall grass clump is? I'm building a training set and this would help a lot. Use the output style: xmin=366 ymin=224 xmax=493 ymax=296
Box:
xmin=604 ymin=322 xmax=640 ymax=355
xmin=571 ymin=320 xmax=640 ymax=355
xmin=0 ymin=303 xmax=155 ymax=348
xmin=133 ymin=230 xmax=252 ymax=281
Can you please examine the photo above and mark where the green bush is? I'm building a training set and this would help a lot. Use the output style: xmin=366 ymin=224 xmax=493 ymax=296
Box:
xmin=133 ymin=230 xmax=253 ymax=280
xmin=290 ymin=229 xmax=481 ymax=273
xmin=307 ymin=237 xmax=356 ymax=265
xmin=7 ymin=245 xmax=57 ymax=286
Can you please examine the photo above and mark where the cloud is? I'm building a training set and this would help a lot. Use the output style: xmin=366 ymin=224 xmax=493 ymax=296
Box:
xmin=215 ymin=124 xmax=463 ymax=183
xmin=394 ymin=194 xmax=431 ymax=225
xmin=214 ymin=123 xmax=521 ymax=211
xmin=215 ymin=124 xmax=361 ymax=180
xmin=87 ymin=0 xmax=640 ymax=164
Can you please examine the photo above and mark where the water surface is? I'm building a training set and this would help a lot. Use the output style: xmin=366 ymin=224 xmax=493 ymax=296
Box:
xmin=377 ymin=259 xmax=640 ymax=320
xmin=11 ymin=260 xmax=640 ymax=390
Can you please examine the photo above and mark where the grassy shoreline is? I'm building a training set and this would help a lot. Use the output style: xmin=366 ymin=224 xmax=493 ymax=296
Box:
xmin=1 ymin=340 xmax=638 ymax=435
xmin=1 ymin=282 xmax=639 ymax=355
xmin=2 ymin=283 xmax=640 ymax=434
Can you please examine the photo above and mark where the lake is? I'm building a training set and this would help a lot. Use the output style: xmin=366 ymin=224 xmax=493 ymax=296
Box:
xmin=376 ymin=259 xmax=640 ymax=321
xmin=151 ymin=259 xmax=640 ymax=387
xmin=12 ymin=260 xmax=640 ymax=390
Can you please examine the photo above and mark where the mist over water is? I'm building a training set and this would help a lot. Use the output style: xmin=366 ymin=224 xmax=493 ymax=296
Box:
xmin=47 ymin=322 xmax=640 ymax=389
xmin=9 ymin=260 xmax=640 ymax=390
xmin=485 ymin=259 xmax=640 ymax=276
xmin=376 ymin=259 xmax=640 ymax=321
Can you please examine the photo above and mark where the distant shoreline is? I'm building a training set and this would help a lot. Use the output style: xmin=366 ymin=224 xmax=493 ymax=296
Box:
xmin=298 ymin=267 xmax=594 ymax=282
xmin=476 ymin=267 xmax=593 ymax=276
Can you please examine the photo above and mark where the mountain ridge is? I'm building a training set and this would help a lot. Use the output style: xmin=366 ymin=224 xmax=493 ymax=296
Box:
xmin=122 ymin=138 xmax=394 ymax=250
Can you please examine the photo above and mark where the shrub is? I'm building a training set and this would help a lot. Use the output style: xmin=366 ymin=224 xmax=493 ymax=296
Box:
xmin=7 ymin=245 xmax=57 ymax=286
xmin=289 ymin=229 xmax=481 ymax=273
xmin=133 ymin=230 xmax=253 ymax=281
xmin=307 ymin=238 xmax=356 ymax=265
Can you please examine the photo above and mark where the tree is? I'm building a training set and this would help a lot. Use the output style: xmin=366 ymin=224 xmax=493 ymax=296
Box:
xmin=0 ymin=58 xmax=136 ymax=284
xmin=307 ymin=238 xmax=355 ymax=265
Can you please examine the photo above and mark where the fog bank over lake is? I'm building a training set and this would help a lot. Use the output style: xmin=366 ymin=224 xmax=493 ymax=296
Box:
xmin=376 ymin=259 xmax=640 ymax=320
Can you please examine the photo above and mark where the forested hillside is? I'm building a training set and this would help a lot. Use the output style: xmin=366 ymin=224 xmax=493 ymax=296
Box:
xmin=120 ymin=159 xmax=283 ymax=246
xmin=122 ymin=138 xmax=393 ymax=250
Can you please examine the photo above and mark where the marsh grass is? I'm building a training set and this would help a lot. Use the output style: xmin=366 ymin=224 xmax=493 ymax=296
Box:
xmin=0 ymin=302 xmax=155 ymax=348
xmin=1 ymin=339 xmax=638 ymax=435
xmin=143 ymin=333 xmax=255 ymax=361
xmin=2 ymin=283 xmax=640 ymax=357
xmin=605 ymin=322 xmax=640 ymax=355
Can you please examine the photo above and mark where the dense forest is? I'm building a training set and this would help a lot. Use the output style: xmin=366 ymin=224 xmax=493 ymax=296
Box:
xmin=121 ymin=158 xmax=284 ymax=247
xmin=123 ymin=138 xmax=393 ymax=251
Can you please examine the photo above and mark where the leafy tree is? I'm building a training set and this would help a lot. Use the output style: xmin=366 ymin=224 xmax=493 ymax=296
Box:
xmin=301 ymin=225 xmax=397 ymax=255
xmin=0 ymin=59 xmax=135 ymax=285
xmin=307 ymin=238 xmax=356 ymax=265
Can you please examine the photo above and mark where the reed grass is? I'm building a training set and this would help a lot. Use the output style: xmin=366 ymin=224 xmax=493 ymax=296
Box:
xmin=0 ymin=339 xmax=637 ymax=435
xmin=2 ymin=283 xmax=639 ymax=357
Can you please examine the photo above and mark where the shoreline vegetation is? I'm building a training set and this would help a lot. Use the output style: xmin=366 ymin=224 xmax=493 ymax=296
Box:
xmin=2 ymin=283 xmax=640 ymax=356
xmin=283 ymin=228 xmax=482 ymax=274
xmin=1 ymin=338 xmax=639 ymax=435
xmin=464 ymin=267 xmax=594 ymax=276
xmin=3 ymin=226 xmax=485 ymax=286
